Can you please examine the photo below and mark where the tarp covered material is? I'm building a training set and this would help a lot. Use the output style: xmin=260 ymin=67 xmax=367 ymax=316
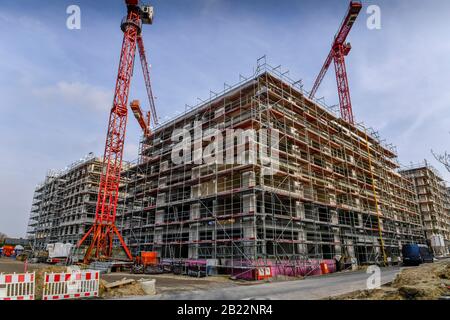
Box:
xmin=14 ymin=245 xmax=24 ymax=251
xmin=431 ymin=234 xmax=445 ymax=247
xmin=46 ymin=243 xmax=73 ymax=258
xmin=228 ymin=259 xmax=337 ymax=280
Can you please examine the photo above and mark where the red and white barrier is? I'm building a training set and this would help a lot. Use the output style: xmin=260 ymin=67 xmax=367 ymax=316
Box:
xmin=0 ymin=272 xmax=35 ymax=300
xmin=43 ymin=270 xmax=99 ymax=300
xmin=256 ymin=267 xmax=272 ymax=280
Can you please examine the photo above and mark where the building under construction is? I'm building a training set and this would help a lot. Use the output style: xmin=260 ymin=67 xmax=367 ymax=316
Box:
xmin=118 ymin=63 xmax=426 ymax=277
xmin=400 ymin=162 xmax=450 ymax=256
xmin=27 ymin=154 xmax=105 ymax=251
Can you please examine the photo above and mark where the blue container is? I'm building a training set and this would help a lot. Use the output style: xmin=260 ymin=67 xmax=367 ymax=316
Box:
xmin=402 ymin=244 xmax=422 ymax=266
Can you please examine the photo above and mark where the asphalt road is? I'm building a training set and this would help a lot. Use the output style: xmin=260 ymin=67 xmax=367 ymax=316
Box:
xmin=135 ymin=266 xmax=402 ymax=300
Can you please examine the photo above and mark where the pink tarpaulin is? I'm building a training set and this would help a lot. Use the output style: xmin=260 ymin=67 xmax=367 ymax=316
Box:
xmin=228 ymin=259 xmax=336 ymax=280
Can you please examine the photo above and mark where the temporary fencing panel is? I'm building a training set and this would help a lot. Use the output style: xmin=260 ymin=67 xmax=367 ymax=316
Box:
xmin=0 ymin=272 xmax=35 ymax=300
xmin=43 ymin=270 xmax=99 ymax=300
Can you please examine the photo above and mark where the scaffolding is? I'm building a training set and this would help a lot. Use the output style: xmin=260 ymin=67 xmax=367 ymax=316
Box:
xmin=27 ymin=172 xmax=65 ymax=251
xmin=27 ymin=154 xmax=117 ymax=254
xmin=116 ymin=60 xmax=425 ymax=279
xmin=400 ymin=161 xmax=450 ymax=255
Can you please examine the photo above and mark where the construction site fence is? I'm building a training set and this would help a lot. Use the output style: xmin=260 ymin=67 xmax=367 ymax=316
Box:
xmin=43 ymin=269 xmax=100 ymax=300
xmin=0 ymin=272 xmax=35 ymax=300
xmin=0 ymin=270 xmax=100 ymax=301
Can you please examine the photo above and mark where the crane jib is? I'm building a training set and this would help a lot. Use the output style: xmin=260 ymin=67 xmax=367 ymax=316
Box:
xmin=309 ymin=1 xmax=362 ymax=125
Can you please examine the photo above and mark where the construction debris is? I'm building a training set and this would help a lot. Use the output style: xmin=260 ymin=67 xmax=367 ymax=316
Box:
xmin=100 ymin=278 xmax=156 ymax=297
xmin=104 ymin=278 xmax=136 ymax=289
xmin=99 ymin=278 xmax=148 ymax=298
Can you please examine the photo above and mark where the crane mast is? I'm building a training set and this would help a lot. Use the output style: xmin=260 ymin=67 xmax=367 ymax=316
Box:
xmin=309 ymin=1 xmax=362 ymax=125
xmin=77 ymin=1 xmax=156 ymax=263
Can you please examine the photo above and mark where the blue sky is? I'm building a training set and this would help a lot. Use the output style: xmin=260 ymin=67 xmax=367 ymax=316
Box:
xmin=1 ymin=0 xmax=450 ymax=237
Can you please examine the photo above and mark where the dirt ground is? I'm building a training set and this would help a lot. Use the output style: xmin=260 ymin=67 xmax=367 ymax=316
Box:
xmin=102 ymin=272 xmax=236 ymax=296
xmin=97 ymin=274 xmax=239 ymax=298
xmin=0 ymin=257 xmax=43 ymax=274
xmin=332 ymin=259 xmax=450 ymax=300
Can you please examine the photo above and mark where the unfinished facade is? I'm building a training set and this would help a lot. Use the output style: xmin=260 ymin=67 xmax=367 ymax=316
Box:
xmin=119 ymin=63 xmax=425 ymax=277
xmin=27 ymin=154 xmax=104 ymax=250
xmin=400 ymin=162 xmax=450 ymax=256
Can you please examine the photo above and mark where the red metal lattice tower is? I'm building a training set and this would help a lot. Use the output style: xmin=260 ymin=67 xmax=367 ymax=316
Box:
xmin=309 ymin=1 xmax=362 ymax=125
xmin=78 ymin=1 xmax=155 ymax=263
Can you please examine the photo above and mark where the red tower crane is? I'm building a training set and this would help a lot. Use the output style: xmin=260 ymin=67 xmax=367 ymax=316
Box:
xmin=309 ymin=1 xmax=362 ymax=125
xmin=77 ymin=0 xmax=157 ymax=263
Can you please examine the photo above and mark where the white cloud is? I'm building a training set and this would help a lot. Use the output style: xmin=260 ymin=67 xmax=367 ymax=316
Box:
xmin=32 ymin=81 xmax=112 ymax=111
xmin=348 ymin=4 xmax=450 ymax=181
